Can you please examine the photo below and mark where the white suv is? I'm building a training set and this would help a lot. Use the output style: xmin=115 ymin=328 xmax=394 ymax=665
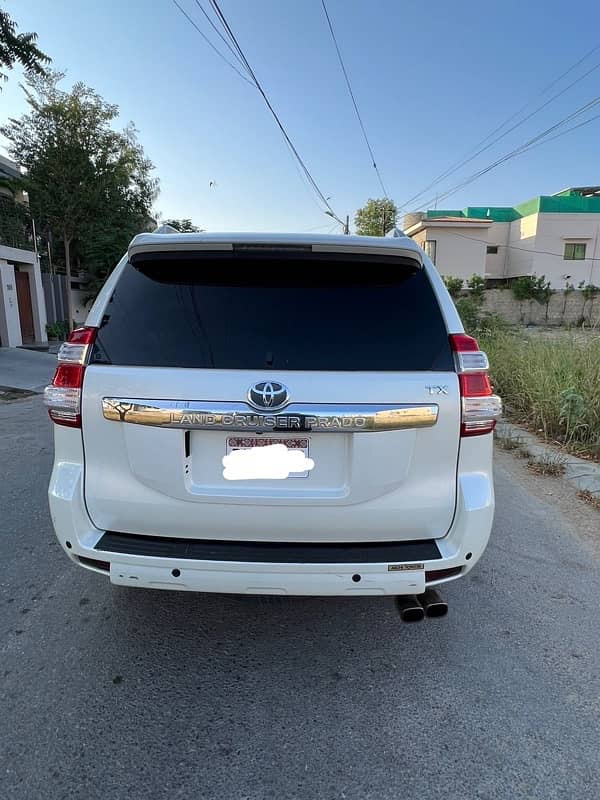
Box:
xmin=45 ymin=232 xmax=501 ymax=619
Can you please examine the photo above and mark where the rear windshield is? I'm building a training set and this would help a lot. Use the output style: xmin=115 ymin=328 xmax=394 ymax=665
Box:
xmin=91 ymin=254 xmax=453 ymax=371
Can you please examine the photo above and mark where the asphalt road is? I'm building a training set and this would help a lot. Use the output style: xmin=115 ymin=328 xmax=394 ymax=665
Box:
xmin=1 ymin=397 xmax=599 ymax=800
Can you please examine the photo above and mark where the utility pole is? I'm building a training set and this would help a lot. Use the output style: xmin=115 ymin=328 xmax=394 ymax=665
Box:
xmin=382 ymin=207 xmax=387 ymax=236
xmin=325 ymin=210 xmax=350 ymax=235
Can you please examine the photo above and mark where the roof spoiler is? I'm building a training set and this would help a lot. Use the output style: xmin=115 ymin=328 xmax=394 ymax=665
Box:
xmin=128 ymin=232 xmax=423 ymax=267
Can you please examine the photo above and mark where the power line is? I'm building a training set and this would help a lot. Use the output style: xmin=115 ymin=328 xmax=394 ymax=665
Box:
xmin=283 ymin=136 xmax=335 ymax=216
xmin=171 ymin=0 xmax=254 ymax=85
xmin=398 ymin=46 xmax=600 ymax=212
xmin=472 ymin=43 xmax=600 ymax=151
xmin=206 ymin=0 xmax=345 ymax=223
xmin=320 ymin=0 xmax=388 ymax=198
xmin=413 ymin=96 xmax=600 ymax=212
xmin=422 ymin=97 xmax=600 ymax=209
xmin=192 ymin=0 xmax=248 ymax=71
xmin=515 ymin=110 xmax=600 ymax=153
xmin=399 ymin=52 xmax=600 ymax=212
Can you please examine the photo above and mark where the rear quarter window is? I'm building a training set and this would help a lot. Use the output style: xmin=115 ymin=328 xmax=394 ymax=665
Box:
xmin=91 ymin=253 xmax=453 ymax=371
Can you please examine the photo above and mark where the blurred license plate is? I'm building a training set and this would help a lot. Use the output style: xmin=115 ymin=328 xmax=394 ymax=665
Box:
xmin=226 ymin=437 xmax=311 ymax=478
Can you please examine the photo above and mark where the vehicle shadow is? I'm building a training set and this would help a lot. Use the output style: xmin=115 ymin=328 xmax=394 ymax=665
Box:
xmin=105 ymin=581 xmax=471 ymax=677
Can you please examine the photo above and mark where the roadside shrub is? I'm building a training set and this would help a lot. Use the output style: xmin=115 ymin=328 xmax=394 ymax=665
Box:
xmin=455 ymin=296 xmax=480 ymax=332
xmin=467 ymin=274 xmax=486 ymax=303
xmin=475 ymin=313 xmax=513 ymax=336
xmin=46 ymin=322 xmax=59 ymax=339
xmin=559 ymin=388 xmax=586 ymax=446
xmin=444 ymin=276 xmax=463 ymax=299
xmin=458 ymin=307 xmax=512 ymax=338
xmin=478 ymin=330 xmax=600 ymax=458
xmin=45 ymin=320 xmax=69 ymax=340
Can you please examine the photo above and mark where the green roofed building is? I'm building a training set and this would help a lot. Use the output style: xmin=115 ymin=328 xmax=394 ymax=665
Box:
xmin=403 ymin=187 xmax=600 ymax=288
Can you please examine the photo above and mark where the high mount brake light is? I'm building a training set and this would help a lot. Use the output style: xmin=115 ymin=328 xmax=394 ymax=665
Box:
xmin=449 ymin=334 xmax=502 ymax=437
xmin=43 ymin=327 xmax=98 ymax=428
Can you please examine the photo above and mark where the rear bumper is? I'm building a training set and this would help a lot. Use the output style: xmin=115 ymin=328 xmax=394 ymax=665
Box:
xmin=108 ymin=561 xmax=431 ymax=595
xmin=48 ymin=456 xmax=494 ymax=596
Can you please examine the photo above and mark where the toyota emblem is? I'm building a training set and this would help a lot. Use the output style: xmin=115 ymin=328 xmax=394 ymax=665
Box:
xmin=247 ymin=381 xmax=289 ymax=410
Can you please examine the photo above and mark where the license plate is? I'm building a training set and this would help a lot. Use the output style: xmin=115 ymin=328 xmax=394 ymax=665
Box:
xmin=225 ymin=437 xmax=311 ymax=478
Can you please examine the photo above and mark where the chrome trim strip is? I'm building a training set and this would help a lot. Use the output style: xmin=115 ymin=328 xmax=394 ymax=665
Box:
xmin=102 ymin=399 xmax=439 ymax=432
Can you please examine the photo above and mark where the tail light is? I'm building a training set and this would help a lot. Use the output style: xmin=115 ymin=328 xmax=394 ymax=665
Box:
xmin=450 ymin=333 xmax=502 ymax=437
xmin=44 ymin=327 xmax=98 ymax=427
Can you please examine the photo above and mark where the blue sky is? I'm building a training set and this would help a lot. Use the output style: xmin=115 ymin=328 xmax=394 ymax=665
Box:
xmin=1 ymin=0 xmax=600 ymax=232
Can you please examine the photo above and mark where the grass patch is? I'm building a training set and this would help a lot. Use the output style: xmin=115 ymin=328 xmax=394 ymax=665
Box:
xmin=577 ymin=490 xmax=600 ymax=510
xmin=478 ymin=329 xmax=600 ymax=459
xmin=495 ymin=430 xmax=523 ymax=451
xmin=526 ymin=452 xmax=567 ymax=476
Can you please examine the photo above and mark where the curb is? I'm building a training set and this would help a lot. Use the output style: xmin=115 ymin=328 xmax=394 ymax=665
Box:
xmin=496 ymin=421 xmax=600 ymax=497
xmin=0 ymin=386 xmax=39 ymax=401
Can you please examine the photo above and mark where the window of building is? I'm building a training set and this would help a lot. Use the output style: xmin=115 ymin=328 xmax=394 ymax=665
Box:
xmin=564 ymin=242 xmax=587 ymax=260
xmin=486 ymin=245 xmax=499 ymax=254
xmin=424 ymin=239 xmax=437 ymax=264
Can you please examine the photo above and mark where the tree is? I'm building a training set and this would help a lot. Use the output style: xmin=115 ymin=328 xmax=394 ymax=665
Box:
xmin=511 ymin=276 xmax=538 ymax=323
xmin=76 ymin=123 xmax=157 ymax=298
xmin=511 ymin=275 xmax=552 ymax=324
xmin=163 ymin=218 xmax=202 ymax=233
xmin=354 ymin=198 xmax=397 ymax=236
xmin=560 ymin=282 xmax=574 ymax=325
xmin=1 ymin=73 xmax=158 ymax=328
xmin=536 ymin=277 xmax=554 ymax=322
xmin=581 ymin=283 xmax=600 ymax=325
xmin=0 ymin=193 xmax=31 ymax=249
xmin=0 ymin=5 xmax=50 ymax=86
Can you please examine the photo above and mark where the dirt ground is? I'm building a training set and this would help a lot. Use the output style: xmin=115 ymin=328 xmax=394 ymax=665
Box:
xmin=495 ymin=447 xmax=600 ymax=558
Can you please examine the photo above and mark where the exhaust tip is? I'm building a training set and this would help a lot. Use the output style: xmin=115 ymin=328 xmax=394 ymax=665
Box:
xmin=420 ymin=588 xmax=448 ymax=618
xmin=425 ymin=602 xmax=448 ymax=618
xmin=395 ymin=595 xmax=425 ymax=623
xmin=403 ymin=606 xmax=426 ymax=623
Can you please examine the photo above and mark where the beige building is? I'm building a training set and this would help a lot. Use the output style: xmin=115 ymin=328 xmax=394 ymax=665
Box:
xmin=404 ymin=187 xmax=600 ymax=288
xmin=0 ymin=155 xmax=48 ymax=348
